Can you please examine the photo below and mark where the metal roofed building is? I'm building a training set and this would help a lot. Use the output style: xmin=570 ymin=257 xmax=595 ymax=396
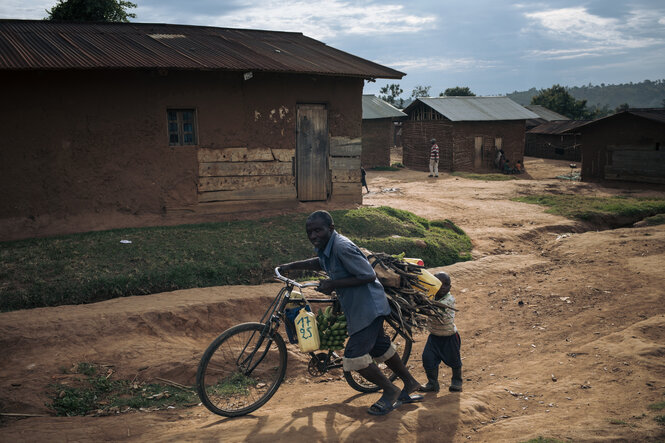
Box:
xmin=361 ymin=95 xmax=406 ymax=167
xmin=524 ymin=104 xmax=570 ymax=130
xmin=401 ymin=97 xmax=538 ymax=173
xmin=0 ymin=20 xmax=404 ymax=241
xmin=0 ymin=20 xmax=404 ymax=79
xmin=575 ymin=108 xmax=665 ymax=183
xmin=525 ymin=120 xmax=588 ymax=161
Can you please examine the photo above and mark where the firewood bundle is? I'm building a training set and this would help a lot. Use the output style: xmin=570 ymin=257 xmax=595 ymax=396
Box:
xmin=364 ymin=251 xmax=452 ymax=340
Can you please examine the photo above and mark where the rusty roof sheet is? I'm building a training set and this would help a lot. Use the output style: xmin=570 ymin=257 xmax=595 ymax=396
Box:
xmin=406 ymin=96 xmax=539 ymax=121
xmin=362 ymin=95 xmax=406 ymax=119
xmin=0 ymin=20 xmax=405 ymax=79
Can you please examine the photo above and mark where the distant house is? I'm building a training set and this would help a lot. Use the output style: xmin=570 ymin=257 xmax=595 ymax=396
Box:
xmin=401 ymin=97 xmax=538 ymax=172
xmin=0 ymin=20 xmax=404 ymax=240
xmin=524 ymin=105 xmax=570 ymax=130
xmin=526 ymin=120 xmax=588 ymax=162
xmin=361 ymin=95 xmax=406 ymax=167
xmin=576 ymin=109 xmax=665 ymax=183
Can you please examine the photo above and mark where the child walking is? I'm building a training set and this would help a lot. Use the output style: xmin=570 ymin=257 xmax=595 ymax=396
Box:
xmin=419 ymin=272 xmax=463 ymax=392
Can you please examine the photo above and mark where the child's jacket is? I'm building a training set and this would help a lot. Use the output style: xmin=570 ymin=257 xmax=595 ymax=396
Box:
xmin=427 ymin=292 xmax=457 ymax=336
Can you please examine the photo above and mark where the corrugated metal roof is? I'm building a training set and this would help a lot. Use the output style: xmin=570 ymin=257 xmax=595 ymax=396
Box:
xmin=525 ymin=105 xmax=570 ymax=121
xmin=0 ymin=20 xmax=405 ymax=79
xmin=527 ymin=120 xmax=589 ymax=134
xmin=575 ymin=108 xmax=665 ymax=130
xmin=406 ymin=96 xmax=539 ymax=121
xmin=362 ymin=95 xmax=406 ymax=119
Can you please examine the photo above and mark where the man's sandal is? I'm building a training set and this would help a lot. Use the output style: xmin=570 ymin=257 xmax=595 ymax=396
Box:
xmin=367 ymin=398 xmax=402 ymax=416
xmin=398 ymin=392 xmax=424 ymax=404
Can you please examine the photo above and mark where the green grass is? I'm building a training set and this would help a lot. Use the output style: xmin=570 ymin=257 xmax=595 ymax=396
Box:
xmin=49 ymin=362 xmax=198 ymax=416
xmin=639 ymin=213 xmax=665 ymax=226
xmin=210 ymin=372 xmax=257 ymax=396
xmin=649 ymin=400 xmax=665 ymax=411
xmin=0 ymin=206 xmax=471 ymax=311
xmin=451 ymin=171 xmax=517 ymax=181
xmin=513 ymin=195 xmax=665 ymax=222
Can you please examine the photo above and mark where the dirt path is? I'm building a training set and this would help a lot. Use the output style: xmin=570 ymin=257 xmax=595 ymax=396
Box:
xmin=1 ymin=158 xmax=664 ymax=442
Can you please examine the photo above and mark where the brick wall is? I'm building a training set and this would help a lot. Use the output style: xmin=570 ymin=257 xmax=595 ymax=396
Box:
xmin=402 ymin=119 xmax=526 ymax=172
xmin=361 ymin=118 xmax=392 ymax=167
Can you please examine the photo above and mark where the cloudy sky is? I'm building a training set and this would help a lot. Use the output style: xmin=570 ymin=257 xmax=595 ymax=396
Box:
xmin=3 ymin=0 xmax=665 ymax=97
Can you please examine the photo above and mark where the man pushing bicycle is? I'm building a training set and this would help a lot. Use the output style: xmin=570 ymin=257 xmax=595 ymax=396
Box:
xmin=278 ymin=210 xmax=423 ymax=415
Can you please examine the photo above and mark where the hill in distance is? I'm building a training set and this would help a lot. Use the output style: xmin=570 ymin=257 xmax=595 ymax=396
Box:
xmin=506 ymin=79 xmax=665 ymax=110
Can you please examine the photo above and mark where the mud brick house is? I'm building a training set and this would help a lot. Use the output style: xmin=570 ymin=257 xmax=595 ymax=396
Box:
xmin=525 ymin=120 xmax=588 ymax=162
xmin=524 ymin=104 xmax=570 ymax=130
xmin=0 ymin=20 xmax=404 ymax=240
xmin=576 ymin=109 xmax=665 ymax=184
xmin=401 ymin=97 xmax=538 ymax=172
xmin=361 ymin=95 xmax=406 ymax=167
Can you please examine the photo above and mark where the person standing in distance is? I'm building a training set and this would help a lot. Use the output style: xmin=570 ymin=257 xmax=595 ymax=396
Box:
xmin=429 ymin=138 xmax=439 ymax=177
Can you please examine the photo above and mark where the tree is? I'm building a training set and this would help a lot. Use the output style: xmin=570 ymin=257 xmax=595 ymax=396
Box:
xmin=440 ymin=86 xmax=475 ymax=97
xmin=411 ymin=85 xmax=431 ymax=98
xmin=615 ymin=103 xmax=630 ymax=112
xmin=379 ymin=83 xmax=404 ymax=107
xmin=530 ymin=84 xmax=591 ymax=120
xmin=47 ymin=0 xmax=137 ymax=22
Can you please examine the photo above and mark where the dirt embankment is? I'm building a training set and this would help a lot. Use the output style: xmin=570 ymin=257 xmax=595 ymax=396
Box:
xmin=1 ymin=158 xmax=664 ymax=442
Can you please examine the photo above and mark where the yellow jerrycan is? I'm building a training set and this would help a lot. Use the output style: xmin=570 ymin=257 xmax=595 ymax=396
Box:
xmin=403 ymin=258 xmax=442 ymax=299
xmin=295 ymin=308 xmax=320 ymax=352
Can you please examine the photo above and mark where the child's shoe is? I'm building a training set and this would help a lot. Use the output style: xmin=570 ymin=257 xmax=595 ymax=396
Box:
xmin=449 ymin=367 xmax=463 ymax=392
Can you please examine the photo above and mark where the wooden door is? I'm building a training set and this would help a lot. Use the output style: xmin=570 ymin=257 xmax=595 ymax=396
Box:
xmin=296 ymin=104 xmax=329 ymax=201
xmin=474 ymin=136 xmax=483 ymax=169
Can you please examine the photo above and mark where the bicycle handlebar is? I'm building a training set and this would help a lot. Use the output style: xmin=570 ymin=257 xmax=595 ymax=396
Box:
xmin=274 ymin=267 xmax=320 ymax=289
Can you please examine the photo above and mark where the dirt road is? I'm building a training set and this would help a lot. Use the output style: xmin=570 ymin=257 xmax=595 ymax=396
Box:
xmin=1 ymin=158 xmax=664 ymax=442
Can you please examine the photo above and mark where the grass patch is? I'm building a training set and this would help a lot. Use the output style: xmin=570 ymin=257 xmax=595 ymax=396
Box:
xmin=513 ymin=194 xmax=665 ymax=223
xmin=209 ymin=372 xmax=257 ymax=396
xmin=371 ymin=165 xmax=401 ymax=171
xmin=49 ymin=362 xmax=198 ymax=416
xmin=451 ymin=171 xmax=516 ymax=181
xmin=391 ymin=162 xmax=404 ymax=168
xmin=649 ymin=400 xmax=665 ymax=411
xmin=639 ymin=213 xmax=665 ymax=226
xmin=655 ymin=415 xmax=665 ymax=425
xmin=0 ymin=206 xmax=471 ymax=311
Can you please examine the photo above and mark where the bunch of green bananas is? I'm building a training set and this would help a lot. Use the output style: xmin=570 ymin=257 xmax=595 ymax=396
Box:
xmin=316 ymin=306 xmax=348 ymax=350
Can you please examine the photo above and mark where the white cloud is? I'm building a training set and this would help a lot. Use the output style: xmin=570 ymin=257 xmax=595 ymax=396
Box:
xmin=384 ymin=56 xmax=497 ymax=72
xmin=198 ymin=0 xmax=436 ymax=40
xmin=523 ymin=6 xmax=662 ymax=59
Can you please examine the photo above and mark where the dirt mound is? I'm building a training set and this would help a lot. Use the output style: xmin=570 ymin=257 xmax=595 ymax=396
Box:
xmin=1 ymin=158 xmax=664 ymax=442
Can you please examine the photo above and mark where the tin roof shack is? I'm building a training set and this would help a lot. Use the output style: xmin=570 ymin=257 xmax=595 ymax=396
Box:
xmin=401 ymin=97 xmax=538 ymax=172
xmin=0 ymin=20 xmax=403 ymax=240
xmin=361 ymin=95 xmax=407 ymax=167
xmin=576 ymin=109 xmax=665 ymax=184
xmin=524 ymin=105 xmax=570 ymax=130
xmin=526 ymin=120 xmax=588 ymax=162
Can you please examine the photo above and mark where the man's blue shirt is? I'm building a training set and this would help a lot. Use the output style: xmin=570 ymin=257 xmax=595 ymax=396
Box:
xmin=317 ymin=231 xmax=390 ymax=335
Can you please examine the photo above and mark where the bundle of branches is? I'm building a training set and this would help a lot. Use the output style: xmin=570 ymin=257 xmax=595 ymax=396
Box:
xmin=367 ymin=252 xmax=453 ymax=340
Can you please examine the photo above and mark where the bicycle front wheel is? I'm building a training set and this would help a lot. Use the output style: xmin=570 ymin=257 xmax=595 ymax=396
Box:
xmin=196 ymin=322 xmax=287 ymax=417
xmin=344 ymin=319 xmax=412 ymax=393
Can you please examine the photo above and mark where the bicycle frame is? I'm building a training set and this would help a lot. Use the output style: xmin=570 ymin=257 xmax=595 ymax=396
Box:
xmin=238 ymin=269 xmax=337 ymax=377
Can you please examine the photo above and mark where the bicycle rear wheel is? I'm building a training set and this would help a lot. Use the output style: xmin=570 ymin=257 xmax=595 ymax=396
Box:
xmin=343 ymin=319 xmax=412 ymax=393
xmin=196 ymin=322 xmax=287 ymax=417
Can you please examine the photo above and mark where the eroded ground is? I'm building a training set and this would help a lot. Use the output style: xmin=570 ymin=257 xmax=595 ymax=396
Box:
xmin=1 ymin=158 xmax=664 ymax=442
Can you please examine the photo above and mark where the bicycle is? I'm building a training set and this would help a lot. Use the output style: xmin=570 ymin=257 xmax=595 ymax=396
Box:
xmin=195 ymin=267 xmax=413 ymax=417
